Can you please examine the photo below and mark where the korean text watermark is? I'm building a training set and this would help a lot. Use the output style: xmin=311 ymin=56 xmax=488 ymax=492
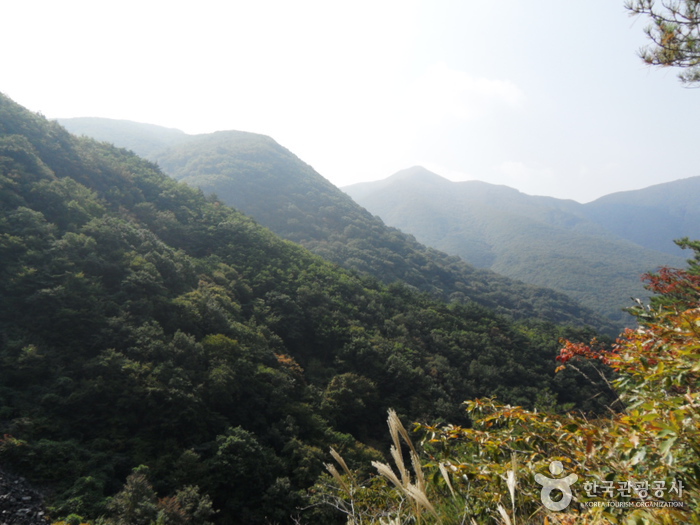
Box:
xmin=535 ymin=461 xmax=686 ymax=512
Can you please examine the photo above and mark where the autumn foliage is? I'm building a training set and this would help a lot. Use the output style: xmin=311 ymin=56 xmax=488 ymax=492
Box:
xmin=322 ymin=241 xmax=700 ymax=524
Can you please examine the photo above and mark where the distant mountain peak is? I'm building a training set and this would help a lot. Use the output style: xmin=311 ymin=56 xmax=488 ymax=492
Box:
xmin=342 ymin=166 xmax=451 ymax=198
xmin=344 ymin=165 xmax=691 ymax=326
xmin=388 ymin=166 xmax=451 ymax=185
xmin=391 ymin=165 xmax=439 ymax=177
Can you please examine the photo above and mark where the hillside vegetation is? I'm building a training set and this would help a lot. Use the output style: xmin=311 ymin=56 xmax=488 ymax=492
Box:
xmin=582 ymin=176 xmax=700 ymax=255
xmin=344 ymin=166 xmax=689 ymax=324
xmin=59 ymin=117 xmax=612 ymax=332
xmin=315 ymin=241 xmax=700 ymax=523
xmin=2 ymin=95 xmax=612 ymax=523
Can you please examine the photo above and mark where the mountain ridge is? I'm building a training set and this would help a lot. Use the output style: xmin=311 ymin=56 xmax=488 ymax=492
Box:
xmin=58 ymin=117 xmax=612 ymax=330
xmin=342 ymin=166 xmax=690 ymax=322
xmin=582 ymin=175 xmax=700 ymax=254
xmin=61 ymin=116 xmax=691 ymax=327
xmin=3 ymin=92 xmax=614 ymax=523
xmin=343 ymin=165 xmax=698 ymax=255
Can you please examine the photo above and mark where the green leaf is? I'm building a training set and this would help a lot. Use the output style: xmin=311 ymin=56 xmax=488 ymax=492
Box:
xmin=659 ymin=436 xmax=677 ymax=456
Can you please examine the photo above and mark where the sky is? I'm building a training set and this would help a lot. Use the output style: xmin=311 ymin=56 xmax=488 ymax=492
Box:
xmin=2 ymin=0 xmax=699 ymax=203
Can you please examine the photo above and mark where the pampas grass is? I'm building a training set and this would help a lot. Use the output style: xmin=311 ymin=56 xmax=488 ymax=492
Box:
xmin=371 ymin=409 xmax=438 ymax=523
xmin=326 ymin=409 xmax=440 ymax=523
xmin=438 ymin=462 xmax=456 ymax=498
xmin=371 ymin=460 xmax=404 ymax=492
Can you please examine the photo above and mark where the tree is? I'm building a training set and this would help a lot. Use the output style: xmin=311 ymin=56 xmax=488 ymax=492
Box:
xmin=319 ymin=242 xmax=700 ymax=523
xmin=626 ymin=0 xmax=700 ymax=85
xmin=105 ymin=467 xmax=158 ymax=525
xmin=103 ymin=467 xmax=214 ymax=525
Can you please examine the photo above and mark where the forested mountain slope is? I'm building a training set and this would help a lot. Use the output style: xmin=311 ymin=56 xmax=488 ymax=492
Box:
xmin=582 ymin=176 xmax=700 ymax=256
xmin=2 ymin=95 xmax=610 ymax=523
xmin=59 ymin=117 xmax=612 ymax=331
xmin=344 ymin=167 xmax=687 ymax=324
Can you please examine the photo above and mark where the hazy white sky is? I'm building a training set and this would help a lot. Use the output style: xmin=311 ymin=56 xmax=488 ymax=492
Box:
xmin=3 ymin=0 xmax=699 ymax=202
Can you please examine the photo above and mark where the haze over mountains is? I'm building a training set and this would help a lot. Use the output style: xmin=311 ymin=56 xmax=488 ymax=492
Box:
xmin=344 ymin=167 xmax=695 ymax=322
xmin=59 ymin=117 xmax=610 ymax=330
xmin=59 ymin=117 xmax=697 ymax=327
xmin=345 ymin=166 xmax=699 ymax=257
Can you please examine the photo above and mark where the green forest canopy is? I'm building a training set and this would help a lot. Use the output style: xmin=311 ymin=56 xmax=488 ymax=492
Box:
xmin=58 ymin=118 xmax=615 ymax=333
xmin=0 ymin=93 xmax=618 ymax=523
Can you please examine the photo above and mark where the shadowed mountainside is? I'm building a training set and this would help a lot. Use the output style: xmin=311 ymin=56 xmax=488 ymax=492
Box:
xmin=59 ymin=117 xmax=612 ymax=330
xmin=1 ymin=94 xmax=617 ymax=523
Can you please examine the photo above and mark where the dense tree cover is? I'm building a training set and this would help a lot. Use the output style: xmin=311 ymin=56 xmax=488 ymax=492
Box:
xmin=63 ymin=118 xmax=694 ymax=332
xmin=0 ymin=94 xmax=614 ymax=523
xmin=56 ymin=121 xmax=613 ymax=333
xmin=627 ymin=0 xmax=700 ymax=85
xmin=320 ymin=241 xmax=700 ymax=524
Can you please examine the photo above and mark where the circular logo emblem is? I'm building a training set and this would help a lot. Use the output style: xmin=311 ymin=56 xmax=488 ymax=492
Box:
xmin=534 ymin=461 xmax=578 ymax=511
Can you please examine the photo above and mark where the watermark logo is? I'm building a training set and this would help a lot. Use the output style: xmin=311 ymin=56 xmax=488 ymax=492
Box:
xmin=581 ymin=478 xmax=685 ymax=509
xmin=533 ymin=462 xmax=685 ymax=511
xmin=534 ymin=461 xmax=578 ymax=511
